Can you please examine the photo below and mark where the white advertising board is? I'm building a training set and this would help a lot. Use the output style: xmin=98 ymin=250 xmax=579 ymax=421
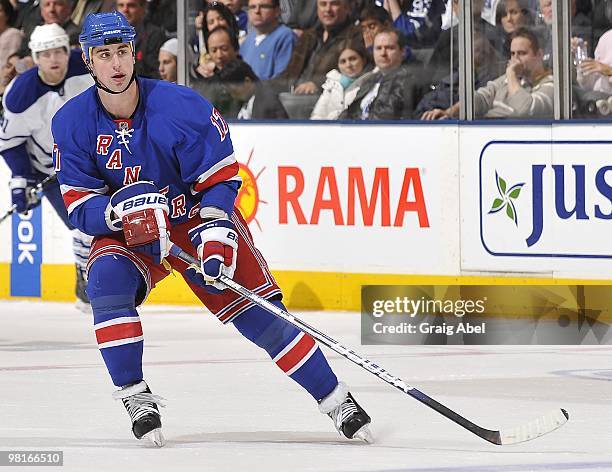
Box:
xmin=0 ymin=123 xmax=461 ymax=277
xmin=460 ymin=123 xmax=612 ymax=278
xmin=229 ymin=123 xmax=460 ymax=274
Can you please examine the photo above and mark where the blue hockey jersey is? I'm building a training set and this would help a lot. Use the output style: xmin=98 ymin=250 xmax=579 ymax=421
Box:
xmin=51 ymin=78 xmax=241 ymax=236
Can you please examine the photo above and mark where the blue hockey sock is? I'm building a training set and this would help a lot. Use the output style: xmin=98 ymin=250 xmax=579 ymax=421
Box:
xmin=87 ymin=255 xmax=146 ymax=387
xmin=232 ymin=300 xmax=338 ymax=401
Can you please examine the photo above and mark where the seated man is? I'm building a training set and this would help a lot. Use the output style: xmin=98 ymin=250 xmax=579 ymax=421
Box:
xmin=340 ymin=28 xmax=419 ymax=120
xmin=422 ymin=27 xmax=553 ymax=120
xmin=240 ymin=0 xmax=295 ymax=80
xmin=277 ymin=0 xmax=363 ymax=94
xmin=218 ymin=58 xmax=289 ymax=118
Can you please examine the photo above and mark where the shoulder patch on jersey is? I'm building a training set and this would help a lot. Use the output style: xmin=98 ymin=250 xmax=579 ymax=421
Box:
xmin=4 ymin=67 xmax=45 ymax=114
xmin=5 ymin=49 xmax=90 ymax=114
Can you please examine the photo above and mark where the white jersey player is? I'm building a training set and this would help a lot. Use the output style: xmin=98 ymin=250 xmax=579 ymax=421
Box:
xmin=0 ymin=24 xmax=94 ymax=308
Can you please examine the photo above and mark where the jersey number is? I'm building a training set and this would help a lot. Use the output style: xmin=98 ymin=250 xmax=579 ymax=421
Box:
xmin=210 ymin=107 xmax=229 ymax=142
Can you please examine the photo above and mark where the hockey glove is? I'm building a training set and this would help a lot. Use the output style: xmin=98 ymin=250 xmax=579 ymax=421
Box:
xmin=186 ymin=218 xmax=238 ymax=293
xmin=110 ymin=182 xmax=171 ymax=265
xmin=10 ymin=176 xmax=41 ymax=214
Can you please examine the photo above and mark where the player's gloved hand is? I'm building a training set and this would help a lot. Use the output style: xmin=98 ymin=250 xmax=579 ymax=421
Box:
xmin=186 ymin=218 xmax=238 ymax=293
xmin=10 ymin=176 xmax=41 ymax=214
xmin=110 ymin=182 xmax=170 ymax=265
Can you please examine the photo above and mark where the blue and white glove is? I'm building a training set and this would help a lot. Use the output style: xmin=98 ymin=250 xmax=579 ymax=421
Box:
xmin=10 ymin=176 xmax=41 ymax=214
xmin=110 ymin=182 xmax=170 ymax=265
xmin=186 ymin=217 xmax=238 ymax=293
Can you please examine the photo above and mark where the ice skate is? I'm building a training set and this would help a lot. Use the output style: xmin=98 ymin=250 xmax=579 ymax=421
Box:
xmin=319 ymin=382 xmax=372 ymax=443
xmin=74 ymin=263 xmax=91 ymax=314
xmin=113 ymin=380 xmax=166 ymax=447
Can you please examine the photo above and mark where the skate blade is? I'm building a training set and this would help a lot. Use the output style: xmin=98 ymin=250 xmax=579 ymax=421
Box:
xmin=352 ymin=425 xmax=373 ymax=444
xmin=142 ymin=428 xmax=165 ymax=447
xmin=74 ymin=299 xmax=92 ymax=314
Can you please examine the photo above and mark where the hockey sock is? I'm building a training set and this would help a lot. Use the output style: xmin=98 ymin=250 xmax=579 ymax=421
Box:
xmin=87 ymin=255 xmax=146 ymax=387
xmin=232 ymin=300 xmax=338 ymax=401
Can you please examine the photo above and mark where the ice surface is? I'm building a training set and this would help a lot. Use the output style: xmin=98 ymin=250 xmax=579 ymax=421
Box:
xmin=0 ymin=300 xmax=611 ymax=472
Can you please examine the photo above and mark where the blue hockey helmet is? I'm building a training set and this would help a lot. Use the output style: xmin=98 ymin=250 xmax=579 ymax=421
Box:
xmin=79 ymin=11 xmax=136 ymax=63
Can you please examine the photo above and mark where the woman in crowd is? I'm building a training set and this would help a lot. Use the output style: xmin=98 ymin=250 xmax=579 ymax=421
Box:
xmin=493 ymin=0 xmax=533 ymax=58
xmin=193 ymin=1 xmax=240 ymax=79
xmin=311 ymin=41 xmax=372 ymax=120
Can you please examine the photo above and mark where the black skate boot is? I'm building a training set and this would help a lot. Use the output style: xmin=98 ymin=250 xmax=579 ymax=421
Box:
xmin=74 ymin=263 xmax=91 ymax=313
xmin=113 ymin=380 xmax=166 ymax=447
xmin=319 ymin=382 xmax=372 ymax=442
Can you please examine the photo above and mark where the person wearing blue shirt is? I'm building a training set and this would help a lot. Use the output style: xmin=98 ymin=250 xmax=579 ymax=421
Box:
xmin=240 ymin=0 xmax=295 ymax=80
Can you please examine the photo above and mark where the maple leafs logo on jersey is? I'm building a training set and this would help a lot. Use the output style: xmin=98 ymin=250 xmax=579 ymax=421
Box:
xmin=114 ymin=120 xmax=134 ymax=154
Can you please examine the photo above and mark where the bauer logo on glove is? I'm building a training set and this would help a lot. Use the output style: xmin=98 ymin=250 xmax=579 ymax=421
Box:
xmin=110 ymin=182 xmax=171 ymax=265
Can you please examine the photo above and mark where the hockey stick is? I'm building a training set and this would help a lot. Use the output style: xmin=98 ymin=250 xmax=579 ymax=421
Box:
xmin=0 ymin=174 xmax=58 ymax=225
xmin=168 ymin=243 xmax=569 ymax=445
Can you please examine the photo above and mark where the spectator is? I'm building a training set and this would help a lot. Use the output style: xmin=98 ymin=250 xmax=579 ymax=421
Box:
xmin=216 ymin=56 xmax=288 ymax=118
xmin=285 ymin=0 xmax=318 ymax=36
xmin=146 ymin=0 xmax=177 ymax=36
xmin=428 ymin=0 xmax=495 ymax=83
xmin=340 ymin=28 xmax=418 ymax=120
xmin=69 ymin=0 xmax=115 ymax=28
xmin=0 ymin=53 xmax=22 ymax=98
xmin=423 ymin=27 xmax=553 ymax=119
xmin=0 ymin=0 xmax=23 ymax=81
xmin=415 ymin=31 xmax=498 ymax=118
xmin=218 ymin=0 xmax=248 ymax=38
xmin=280 ymin=0 xmax=363 ymax=94
xmin=18 ymin=0 xmax=79 ymax=57
xmin=192 ymin=26 xmax=240 ymax=114
xmin=311 ymin=40 xmax=372 ymax=119
xmin=193 ymin=1 xmax=240 ymax=78
xmin=117 ymin=0 xmax=167 ymax=78
xmin=383 ymin=0 xmax=445 ymax=47
xmin=577 ymin=29 xmax=612 ymax=94
xmin=492 ymin=0 xmax=533 ymax=58
xmin=158 ymin=37 xmax=177 ymax=83
xmin=359 ymin=4 xmax=391 ymax=50
xmin=240 ymin=0 xmax=295 ymax=80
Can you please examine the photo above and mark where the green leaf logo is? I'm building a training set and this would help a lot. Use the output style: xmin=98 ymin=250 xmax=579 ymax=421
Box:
xmin=489 ymin=172 xmax=525 ymax=226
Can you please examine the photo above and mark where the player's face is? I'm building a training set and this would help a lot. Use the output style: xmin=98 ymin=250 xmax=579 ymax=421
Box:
xmin=90 ymin=43 xmax=134 ymax=92
xmin=207 ymin=29 xmax=237 ymax=70
xmin=37 ymin=47 xmax=69 ymax=85
xmin=158 ymin=50 xmax=177 ymax=82
xmin=248 ymin=0 xmax=278 ymax=29
xmin=373 ymin=32 xmax=404 ymax=71
xmin=338 ymin=48 xmax=365 ymax=78
xmin=206 ymin=10 xmax=228 ymax=31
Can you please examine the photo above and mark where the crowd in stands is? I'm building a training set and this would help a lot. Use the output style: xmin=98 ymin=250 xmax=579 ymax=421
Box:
xmin=2 ymin=0 xmax=612 ymax=120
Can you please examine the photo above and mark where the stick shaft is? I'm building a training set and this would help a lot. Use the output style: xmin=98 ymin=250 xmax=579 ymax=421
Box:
xmin=168 ymin=243 xmax=503 ymax=444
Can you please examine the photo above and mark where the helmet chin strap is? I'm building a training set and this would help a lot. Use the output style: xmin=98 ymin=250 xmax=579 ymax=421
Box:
xmin=86 ymin=53 xmax=137 ymax=95
xmin=89 ymin=68 xmax=137 ymax=95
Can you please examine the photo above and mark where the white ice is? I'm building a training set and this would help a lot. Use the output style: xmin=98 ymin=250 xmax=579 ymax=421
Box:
xmin=0 ymin=300 xmax=611 ymax=472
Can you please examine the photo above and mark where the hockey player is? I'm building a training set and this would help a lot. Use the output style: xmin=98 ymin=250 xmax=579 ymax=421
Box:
xmin=0 ymin=23 xmax=94 ymax=309
xmin=51 ymin=11 xmax=372 ymax=447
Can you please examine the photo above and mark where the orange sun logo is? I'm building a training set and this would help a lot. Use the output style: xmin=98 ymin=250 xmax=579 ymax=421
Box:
xmin=236 ymin=148 xmax=266 ymax=230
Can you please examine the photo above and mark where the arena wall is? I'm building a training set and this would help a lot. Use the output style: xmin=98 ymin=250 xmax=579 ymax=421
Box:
xmin=1 ymin=122 xmax=610 ymax=310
